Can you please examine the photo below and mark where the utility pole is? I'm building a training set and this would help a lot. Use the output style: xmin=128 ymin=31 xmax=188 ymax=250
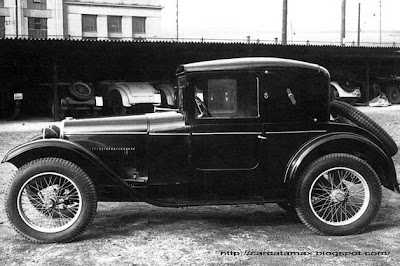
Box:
xmin=282 ymin=0 xmax=288 ymax=45
xmin=379 ymin=0 xmax=382 ymax=45
xmin=176 ymin=0 xmax=179 ymax=41
xmin=357 ymin=3 xmax=361 ymax=46
xmin=15 ymin=0 xmax=18 ymax=38
xmin=340 ymin=0 xmax=346 ymax=46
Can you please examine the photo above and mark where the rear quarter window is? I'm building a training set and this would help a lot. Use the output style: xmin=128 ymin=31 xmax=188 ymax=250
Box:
xmin=264 ymin=68 xmax=329 ymax=123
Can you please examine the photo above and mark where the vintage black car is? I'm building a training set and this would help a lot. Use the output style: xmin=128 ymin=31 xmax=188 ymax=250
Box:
xmin=3 ymin=57 xmax=399 ymax=243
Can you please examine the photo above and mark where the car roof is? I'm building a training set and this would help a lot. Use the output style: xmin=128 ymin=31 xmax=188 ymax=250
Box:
xmin=178 ymin=57 xmax=330 ymax=76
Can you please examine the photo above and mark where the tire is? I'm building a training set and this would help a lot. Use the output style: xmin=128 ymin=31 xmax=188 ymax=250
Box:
xmin=295 ymin=153 xmax=382 ymax=235
xmin=387 ymin=86 xmax=400 ymax=104
xmin=4 ymin=158 xmax=97 ymax=243
xmin=330 ymin=100 xmax=398 ymax=156
xmin=108 ymin=90 xmax=127 ymax=116
xmin=68 ymin=82 xmax=94 ymax=101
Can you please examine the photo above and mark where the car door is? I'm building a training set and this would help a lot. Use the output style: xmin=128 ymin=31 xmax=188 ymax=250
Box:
xmin=258 ymin=68 xmax=330 ymax=197
xmin=189 ymin=71 xmax=264 ymax=200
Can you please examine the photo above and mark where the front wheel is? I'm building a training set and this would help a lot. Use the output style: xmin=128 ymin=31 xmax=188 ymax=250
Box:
xmin=295 ymin=153 xmax=381 ymax=235
xmin=5 ymin=158 xmax=97 ymax=243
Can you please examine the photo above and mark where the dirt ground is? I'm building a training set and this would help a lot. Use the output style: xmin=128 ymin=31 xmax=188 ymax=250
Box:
xmin=1 ymin=107 xmax=400 ymax=266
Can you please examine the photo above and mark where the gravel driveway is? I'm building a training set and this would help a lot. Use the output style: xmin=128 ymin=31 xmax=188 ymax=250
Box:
xmin=1 ymin=108 xmax=400 ymax=266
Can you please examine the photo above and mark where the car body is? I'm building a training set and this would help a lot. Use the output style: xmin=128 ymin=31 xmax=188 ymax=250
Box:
xmin=2 ymin=57 xmax=398 ymax=243
xmin=52 ymin=82 xmax=103 ymax=119
xmin=99 ymin=81 xmax=163 ymax=116
xmin=330 ymin=81 xmax=361 ymax=105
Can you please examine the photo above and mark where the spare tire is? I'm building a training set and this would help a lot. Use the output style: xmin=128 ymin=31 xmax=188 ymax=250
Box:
xmin=69 ymin=82 xmax=94 ymax=101
xmin=330 ymin=100 xmax=398 ymax=156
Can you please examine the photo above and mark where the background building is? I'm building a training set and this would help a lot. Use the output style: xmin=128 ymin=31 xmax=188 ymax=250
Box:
xmin=0 ymin=0 xmax=63 ymax=38
xmin=64 ymin=0 xmax=162 ymax=40
xmin=0 ymin=0 xmax=162 ymax=40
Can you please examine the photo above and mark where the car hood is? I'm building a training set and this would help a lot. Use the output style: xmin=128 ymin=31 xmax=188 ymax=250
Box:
xmin=61 ymin=111 xmax=186 ymax=137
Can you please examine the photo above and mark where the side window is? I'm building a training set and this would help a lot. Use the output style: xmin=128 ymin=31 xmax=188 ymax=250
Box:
xmin=194 ymin=74 xmax=259 ymax=119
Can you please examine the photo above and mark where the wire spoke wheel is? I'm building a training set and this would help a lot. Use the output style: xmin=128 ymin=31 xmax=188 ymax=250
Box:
xmin=5 ymin=158 xmax=97 ymax=243
xmin=18 ymin=172 xmax=82 ymax=233
xmin=295 ymin=153 xmax=382 ymax=235
xmin=309 ymin=167 xmax=369 ymax=226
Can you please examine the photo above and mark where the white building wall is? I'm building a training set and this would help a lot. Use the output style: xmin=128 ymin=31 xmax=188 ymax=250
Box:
xmin=145 ymin=16 xmax=160 ymax=38
xmin=67 ymin=13 xmax=81 ymax=39
xmin=97 ymin=15 xmax=107 ymax=40
xmin=122 ymin=16 xmax=132 ymax=39
xmin=47 ymin=0 xmax=64 ymax=38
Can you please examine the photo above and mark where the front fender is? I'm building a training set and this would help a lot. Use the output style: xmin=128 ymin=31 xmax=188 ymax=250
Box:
xmin=285 ymin=132 xmax=399 ymax=192
xmin=3 ymin=138 xmax=100 ymax=167
xmin=2 ymin=138 xmax=142 ymax=199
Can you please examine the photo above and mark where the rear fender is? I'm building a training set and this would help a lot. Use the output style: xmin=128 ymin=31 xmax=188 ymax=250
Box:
xmin=285 ymin=132 xmax=399 ymax=192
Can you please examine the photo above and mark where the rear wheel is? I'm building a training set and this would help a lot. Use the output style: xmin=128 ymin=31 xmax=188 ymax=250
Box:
xmin=5 ymin=158 xmax=97 ymax=243
xmin=295 ymin=153 xmax=381 ymax=235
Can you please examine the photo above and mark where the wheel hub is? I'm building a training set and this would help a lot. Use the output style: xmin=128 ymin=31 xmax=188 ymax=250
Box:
xmin=330 ymin=189 xmax=347 ymax=203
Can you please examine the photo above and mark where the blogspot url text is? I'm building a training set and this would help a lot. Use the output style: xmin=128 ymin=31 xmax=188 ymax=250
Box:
xmin=219 ymin=250 xmax=390 ymax=257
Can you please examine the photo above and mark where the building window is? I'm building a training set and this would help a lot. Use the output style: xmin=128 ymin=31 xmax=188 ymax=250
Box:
xmin=0 ymin=0 xmax=4 ymax=8
xmin=132 ymin=17 xmax=146 ymax=34
xmin=28 ymin=17 xmax=47 ymax=38
xmin=27 ymin=0 xmax=47 ymax=10
xmin=82 ymin=15 xmax=97 ymax=32
xmin=107 ymin=16 xmax=122 ymax=33
xmin=0 ymin=17 xmax=5 ymax=38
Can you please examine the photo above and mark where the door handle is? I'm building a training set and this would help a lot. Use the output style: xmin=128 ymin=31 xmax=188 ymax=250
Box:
xmin=258 ymin=135 xmax=267 ymax=140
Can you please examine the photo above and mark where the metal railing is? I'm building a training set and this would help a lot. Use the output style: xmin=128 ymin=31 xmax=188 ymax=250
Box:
xmin=0 ymin=34 xmax=398 ymax=48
